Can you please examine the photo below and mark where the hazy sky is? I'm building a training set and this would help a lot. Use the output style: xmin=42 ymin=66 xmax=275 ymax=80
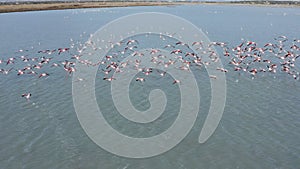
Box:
xmin=1 ymin=0 xmax=299 ymax=2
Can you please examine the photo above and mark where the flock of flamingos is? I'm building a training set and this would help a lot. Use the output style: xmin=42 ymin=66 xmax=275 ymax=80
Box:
xmin=0 ymin=35 xmax=299 ymax=101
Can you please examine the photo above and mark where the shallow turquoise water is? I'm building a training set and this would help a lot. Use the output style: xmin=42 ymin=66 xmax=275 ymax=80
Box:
xmin=0 ymin=4 xmax=300 ymax=169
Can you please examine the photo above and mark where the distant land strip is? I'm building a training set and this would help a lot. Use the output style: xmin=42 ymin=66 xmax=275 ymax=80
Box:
xmin=0 ymin=1 xmax=299 ymax=13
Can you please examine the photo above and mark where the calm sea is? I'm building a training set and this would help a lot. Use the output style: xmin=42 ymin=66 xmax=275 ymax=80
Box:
xmin=0 ymin=4 xmax=300 ymax=169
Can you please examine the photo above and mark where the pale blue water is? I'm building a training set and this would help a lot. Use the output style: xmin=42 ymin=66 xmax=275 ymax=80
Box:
xmin=0 ymin=4 xmax=300 ymax=169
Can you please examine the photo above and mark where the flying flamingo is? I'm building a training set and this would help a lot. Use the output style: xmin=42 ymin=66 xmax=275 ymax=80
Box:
xmin=38 ymin=73 xmax=49 ymax=78
xmin=136 ymin=77 xmax=145 ymax=82
xmin=21 ymin=93 xmax=32 ymax=101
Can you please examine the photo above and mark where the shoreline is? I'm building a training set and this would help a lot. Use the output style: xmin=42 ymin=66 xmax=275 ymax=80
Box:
xmin=0 ymin=1 xmax=299 ymax=14
xmin=0 ymin=2 xmax=181 ymax=13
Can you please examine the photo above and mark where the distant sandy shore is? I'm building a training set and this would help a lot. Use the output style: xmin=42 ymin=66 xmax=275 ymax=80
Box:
xmin=0 ymin=1 xmax=194 ymax=13
xmin=0 ymin=1 xmax=299 ymax=14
